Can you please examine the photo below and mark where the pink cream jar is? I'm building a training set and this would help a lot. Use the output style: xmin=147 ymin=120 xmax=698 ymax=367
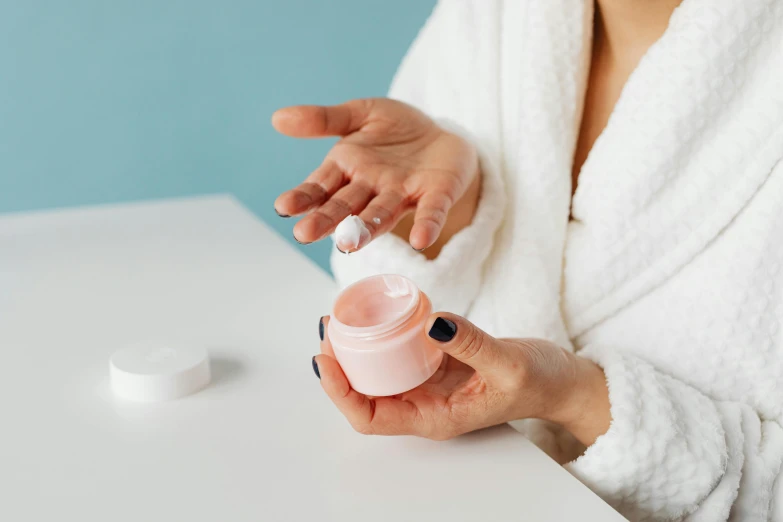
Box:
xmin=327 ymin=274 xmax=443 ymax=397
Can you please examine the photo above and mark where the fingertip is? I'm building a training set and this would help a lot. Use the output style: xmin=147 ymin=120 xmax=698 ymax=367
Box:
xmin=314 ymin=354 xmax=350 ymax=397
xmin=271 ymin=106 xmax=296 ymax=132
xmin=425 ymin=313 xmax=459 ymax=343
xmin=425 ymin=311 xmax=458 ymax=330
xmin=423 ymin=313 xmax=501 ymax=372
xmin=409 ymin=222 xmax=438 ymax=251
xmin=312 ymin=354 xmax=327 ymax=381
xmin=273 ymin=193 xmax=293 ymax=218
xmin=273 ymin=105 xmax=325 ymax=136
xmin=275 ymin=189 xmax=310 ymax=219
xmin=293 ymin=216 xmax=319 ymax=244
xmin=311 ymin=355 xmax=321 ymax=379
xmin=335 ymin=242 xmax=353 ymax=254
xmin=270 ymin=108 xmax=283 ymax=128
xmin=320 ymin=316 xmax=335 ymax=357
xmin=336 ymin=226 xmax=371 ymax=254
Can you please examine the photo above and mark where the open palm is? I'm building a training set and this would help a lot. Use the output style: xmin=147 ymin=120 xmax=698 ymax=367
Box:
xmin=272 ymin=98 xmax=479 ymax=251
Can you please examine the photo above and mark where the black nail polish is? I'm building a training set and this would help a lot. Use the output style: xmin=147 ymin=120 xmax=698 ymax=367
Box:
xmin=275 ymin=208 xmax=290 ymax=218
xmin=428 ymin=317 xmax=457 ymax=342
xmin=312 ymin=356 xmax=321 ymax=379
xmin=319 ymin=316 xmax=325 ymax=341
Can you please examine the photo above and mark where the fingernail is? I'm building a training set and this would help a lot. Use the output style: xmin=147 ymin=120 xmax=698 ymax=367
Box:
xmin=319 ymin=316 xmax=325 ymax=341
xmin=412 ymin=246 xmax=426 ymax=252
xmin=312 ymin=356 xmax=321 ymax=379
xmin=336 ymin=245 xmax=347 ymax=254
xmin=275 ymin=208 xmax=290 ymax=218
xmin=294 ymin=235 xmax=311 ymax=245
xmin=428 ymin=317 xmax=457 ymax=342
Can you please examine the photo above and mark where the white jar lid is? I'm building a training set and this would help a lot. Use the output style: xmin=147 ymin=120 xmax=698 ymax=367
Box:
xmin=110 ymin=341 xmax=211 ymax=402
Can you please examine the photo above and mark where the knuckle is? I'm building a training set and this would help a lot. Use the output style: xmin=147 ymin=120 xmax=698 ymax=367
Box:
xmin=328 ymin=197 xmax=353 ymax=216
xmin=504 ymin=369 xmax=527 ymax=395
xmin=418 ymin=212 xmax=446 ymax=229
xmin=423 ymin=404 xmax=464 ymax=441
xmin=352 ymin=422 xmax=374 ymax=436
xmin=361 ymin=98 xmax=375 ymax=114
xmin=428 ymin=423 xmax=458 ymax=442
xmin=370 ymin=202 xmax=395 ymax=223
xmin=430 ymin=208 xmax=448 ymax=225
xmin=428 ymin=191 xmax=454 ymax=210
xmin=301 ymin=182 xmax=327 ymax=200
xmin=505 ymin=341 xmax=538 ymax=386
xmin=509 ymin=362 xmax=529 ymax=389
xmin=392 ymin=188 xmax=414 ymax=208
xmin=452 ymin=327 xmax=484 ymax=362
xmin=363 ymin=207 xmax=392 ymax=235
xmin=311 ymin=210 xmax=338 ymax=229
xmin=418 ymin=196 xmax=450 ymax=227
xmin=348 ymin=99 xmax=375 ymax=128
xmin=317 ymin=105 xmax=330 ymax=131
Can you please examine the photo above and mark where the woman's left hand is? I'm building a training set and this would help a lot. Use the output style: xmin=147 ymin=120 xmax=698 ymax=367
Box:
xmin=314 ymin=313 xmax=611 ymax=446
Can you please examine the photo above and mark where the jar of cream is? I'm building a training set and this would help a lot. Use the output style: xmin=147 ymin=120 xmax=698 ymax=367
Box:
xmin=327 ymin=274 xmax=443 ymax=397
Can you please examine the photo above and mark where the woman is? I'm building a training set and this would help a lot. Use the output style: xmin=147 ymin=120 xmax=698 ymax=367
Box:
xmin=273 ymin=0 xmax=783 ymax=520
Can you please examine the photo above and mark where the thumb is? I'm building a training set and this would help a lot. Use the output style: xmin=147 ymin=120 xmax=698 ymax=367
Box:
xmin=271 ymin=99 xmax=372 ymax=138
xmin=425 ymin=313 xmax=506 ymax=374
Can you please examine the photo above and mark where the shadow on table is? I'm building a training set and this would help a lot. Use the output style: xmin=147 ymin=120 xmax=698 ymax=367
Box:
xmin=209 ymin=355 xmax=246 ymax=388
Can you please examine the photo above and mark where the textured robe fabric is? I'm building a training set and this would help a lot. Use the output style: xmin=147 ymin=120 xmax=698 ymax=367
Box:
xmin=331 ymin=1 xmax=783 ymax=519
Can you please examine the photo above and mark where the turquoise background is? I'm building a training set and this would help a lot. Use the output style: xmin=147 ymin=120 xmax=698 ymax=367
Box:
xmin=0 ymin=0 xmax=434 ymax=272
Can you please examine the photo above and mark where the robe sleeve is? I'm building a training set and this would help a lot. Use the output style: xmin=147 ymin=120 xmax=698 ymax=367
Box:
xmin=330 ymin=0 xmax=506 ymax=315
xmin=566 ymin=345 xmax=783 ymax=521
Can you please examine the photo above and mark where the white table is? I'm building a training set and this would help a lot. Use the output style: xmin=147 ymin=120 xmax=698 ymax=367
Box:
xmin=0 ymin=195 xmax=624 ymax=521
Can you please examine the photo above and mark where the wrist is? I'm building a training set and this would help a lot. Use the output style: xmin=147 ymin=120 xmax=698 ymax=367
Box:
xmin=550 ymin=356 xmax=612 ymax=447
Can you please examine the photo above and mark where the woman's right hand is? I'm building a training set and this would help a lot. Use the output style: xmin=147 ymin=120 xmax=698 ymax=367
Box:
xmin=272 ymin=98 xmax=481 ymax=254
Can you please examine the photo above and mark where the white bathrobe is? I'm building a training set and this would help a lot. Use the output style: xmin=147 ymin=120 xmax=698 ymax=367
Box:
xmin=331 ymin=0 xmax=783 ymax=520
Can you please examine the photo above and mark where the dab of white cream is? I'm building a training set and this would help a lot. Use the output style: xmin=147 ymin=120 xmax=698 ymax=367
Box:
xmin=372 ymin=217 xmax=381 ymax=225
xmin=335 ymin=215 xmax=370 ymax=250
xmin=382 ymin=275 xmax=412 ymax=298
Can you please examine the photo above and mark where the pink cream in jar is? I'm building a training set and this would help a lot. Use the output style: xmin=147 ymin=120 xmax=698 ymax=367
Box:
xmin=327 ymin=274 xmax=443 ymax=397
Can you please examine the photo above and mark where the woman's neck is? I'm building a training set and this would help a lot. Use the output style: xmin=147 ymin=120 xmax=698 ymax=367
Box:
xmin=595 ymin=0 xmax=682 ymax=66
xmin=570 ymin=0 xmax=682 ymax=191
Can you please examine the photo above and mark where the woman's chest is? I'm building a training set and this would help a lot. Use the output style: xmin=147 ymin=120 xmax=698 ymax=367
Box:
xmin=571 ymin=40 xmax=632 ymax=194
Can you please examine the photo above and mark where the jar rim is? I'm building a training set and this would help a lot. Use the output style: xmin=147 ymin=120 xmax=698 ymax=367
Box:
xmin=330 ymin=274 xmax=421 ymax=341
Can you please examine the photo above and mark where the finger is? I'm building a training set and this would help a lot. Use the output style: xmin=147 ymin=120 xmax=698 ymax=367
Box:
xmin=319 ymin=316 xmax=335 ymax=358
xmin=409 ymin=191 xmax=453 ymax=251
xmin=274 ymin=161 xmax=345 ymax=217
xmin=314 ymin=355 xmax=422 ymax=436
xmin=354 ymin=189 xmax=412 ymax=248
xmin=424 ymin=312 xmax=506 ymax=375
xmin=271 ymin=100 xmax=373 ymax=138
xmin=293 ymin=182 xmax=374 ymax=244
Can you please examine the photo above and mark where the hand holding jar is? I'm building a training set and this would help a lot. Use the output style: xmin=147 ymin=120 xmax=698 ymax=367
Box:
xmin=313 ymin=276 xmax=612 ymax=447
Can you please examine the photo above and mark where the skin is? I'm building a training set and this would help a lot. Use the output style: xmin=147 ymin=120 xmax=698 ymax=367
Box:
xmin=573 ymin=0 xmax=683 ymax=187
xmin=272 ymin=99 xmax=480 ymax=258
xmin=317 ymin=315 xmax=611 ymax=447
xmin=275 ymin=0 xmax=682 ymax=448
